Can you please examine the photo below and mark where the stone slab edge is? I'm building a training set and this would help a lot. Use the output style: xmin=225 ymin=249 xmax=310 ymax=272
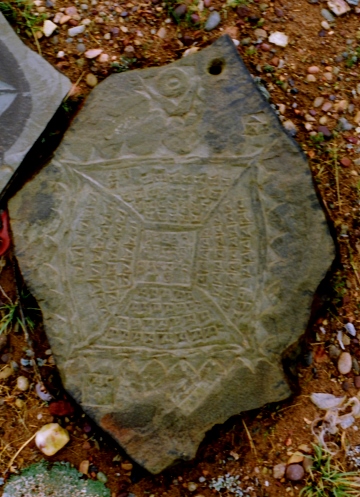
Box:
xmin=0 ymin=13 xmax=71 ymax=191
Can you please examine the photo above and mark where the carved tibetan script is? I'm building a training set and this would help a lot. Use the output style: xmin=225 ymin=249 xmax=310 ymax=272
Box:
xmin=9 ymin=36 xmax=334 ymax=473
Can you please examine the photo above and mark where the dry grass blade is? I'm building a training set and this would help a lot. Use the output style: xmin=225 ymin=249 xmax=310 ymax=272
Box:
xmin=5 ymin=433 xmax=36 ymax=474
xmin=242 ymin=419 xmax=257 ymax=458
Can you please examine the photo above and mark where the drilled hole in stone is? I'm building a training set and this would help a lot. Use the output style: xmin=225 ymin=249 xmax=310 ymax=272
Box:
xmin=208 ymin=58 xmax=225 ymax=75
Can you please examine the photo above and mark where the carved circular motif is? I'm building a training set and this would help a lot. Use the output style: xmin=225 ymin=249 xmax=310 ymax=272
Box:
xmin=156 ymin=68 xmax=189 ymax=98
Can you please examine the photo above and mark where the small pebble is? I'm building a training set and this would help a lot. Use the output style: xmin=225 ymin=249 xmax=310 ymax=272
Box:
xmin=345 ymin=322 xmax=356 ymax=336
xmin=15 ymin=398 xmax=24 ymax=409
xmin=338 ymin=352 xmax=352 ymax=375
xmin=273 ymin=463 xmax=286 ymax=479
xmin=352 ymin=357 xmax=360 ymax=374
xmin=340 ymin=157 xmax=352 ymax=167
xmin=283 ymin=120 xmax=297 ymax=136
xmin=308 ymin=66 xmax=320 ymax=74
xmin=157 ymin=27 xmax=167 ymax=38
xmin=268 ymin=31 xmax=288 ymax=47
xmin=98 ymin=53 xmax=109 ymax=62
xmin=79 ymin=460 xmax=89 ymax=474
xmin=76 ymin=43 xmax=86 ymax=53
xmin=16 ymin=376 xmax=29 ymax=391
xmin=86 ymin=73 xmax=98 ymax=87
xmin=204 ymin=11 xmax=221 ymax=31
xmin=322 ymin=102 xmax=332 ymax=112
xmin=84 ymin=48 xmax=102 ymax=58
xmin=65 ymin=6 xmax=78 ymax=15
xmin=355 ymin=376 xmax=360 ymax=388
xmin=68 ymin=25 xmax=85 ymax=36
xmin=97 ymin=472 xmax=108 ymax=484
xmin=188 ymin=482 xmax=197 ymax=492
xmin=314 ymin=96 xmax=324 ymax=107
xmin=43 ymin=20 xmax=58 ymax=37
xmin=173 ymin=4 xmax=187 ymax=17
xmin=35 ymin=423 xmax=70 ymax=456
xmin=35 ymin=382 xmax=52 ymax=401
xmin=317 ymin=125 xmax=332 ymax=137
xmin=321 ymin=8 xmax=335 ymax=21
xmin=328 ymin=0 xmax=350 ymax=15
xmin=303 ymin=456 xmax=313 ymax=472
xmin=0 ymin=365 xmax=14 ymax=380
xmin=307 ymin=74 xmax=317 ymax=82
xmin=338 ymin=117 xmax=353 ymax=131
xmin=286 ymin=464 xmax=305 ymax=481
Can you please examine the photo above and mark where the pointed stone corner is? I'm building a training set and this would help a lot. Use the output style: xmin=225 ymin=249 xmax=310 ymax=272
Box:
xmin=8 ymin=36 xmax=335 ymax=473
xmin=0 ymin=13 xmax=71 ymax=191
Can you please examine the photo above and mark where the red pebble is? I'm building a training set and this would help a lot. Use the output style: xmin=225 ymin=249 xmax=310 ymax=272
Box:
xmin=0 ymin=211 xmax=10 ymax=256
xmin=49 ymin=400 xmax=75 ymax=416
xmin=340 ymin=157 xmax=352 ymax=167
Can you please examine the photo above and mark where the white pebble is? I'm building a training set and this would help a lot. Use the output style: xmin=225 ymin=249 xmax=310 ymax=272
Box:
xmin=345 ymin=322 xmax=356 ymax=337
xmin=68 ymin=25 xmax=86 ymax=37
xmin=268 ymin=31 xmax=288 ymax=47
xmin=35 ymin=423 xmax=70 ymax=456
xmin=338 ymin=352 xmax=352 ymax=375
xmin=16 ymin=376 xmax=29 ymax=391
xmin=84 ymin=48 xmax=103 ymax=59
xmin=43 ymin=20 xmax=57 ymax=37
xmin=57 ymin=51 xmax=65 ymax=58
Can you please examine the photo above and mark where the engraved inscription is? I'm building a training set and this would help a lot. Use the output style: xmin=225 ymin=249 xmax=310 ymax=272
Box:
xmin=8 ymin=37 xmax=335 ymax=473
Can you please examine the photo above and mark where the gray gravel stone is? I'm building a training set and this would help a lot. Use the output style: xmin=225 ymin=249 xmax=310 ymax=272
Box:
xmin=321 ymin=8 xmax=335 ymax=21
xmin=204 ymin=11 xmax=221 ymax=30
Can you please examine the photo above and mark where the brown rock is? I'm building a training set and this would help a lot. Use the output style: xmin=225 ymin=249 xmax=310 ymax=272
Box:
xmin=340 ymin=157 xmax=352 ymax=167
xmin=237 ymin=5 xmax=251 ymax=16
xmin=225 ymin=26 xmax=239 ymax=39
xmin=79 ymin=460 xmax=90 ymax=474
xmin=287 ymin=452 xmax=304 ymax=464
xmin=355 ymin=376 xmax=360 ymax=388
xmin=0 ymin=334 xmax=7 ymax=353
xmin=303 ymin=455 xmax=313 ymax=472
xmin=273 ymin=463 xmax=286 ymax=479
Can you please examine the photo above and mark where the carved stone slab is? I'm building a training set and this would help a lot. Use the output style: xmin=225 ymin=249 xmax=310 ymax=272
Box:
xmin=9 ymin=36 xmax=334 ymax=473
xmin=0 ymin=13 xmax=70 ymax=191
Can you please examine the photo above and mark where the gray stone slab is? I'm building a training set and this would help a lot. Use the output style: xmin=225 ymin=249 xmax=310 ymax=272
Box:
xmin=0 ymin=13 xmax=70 ymax=190
xmin=8 ymin=36 xmax=334 ymax=473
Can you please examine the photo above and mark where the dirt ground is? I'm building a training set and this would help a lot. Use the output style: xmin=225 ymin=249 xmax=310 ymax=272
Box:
xmin=1 ymin=0 xmax=360 ymax=494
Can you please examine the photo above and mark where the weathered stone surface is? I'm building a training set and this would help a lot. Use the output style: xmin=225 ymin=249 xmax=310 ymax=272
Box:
xmin=9 ymin=36 xmax=334 ymax=473
xmin=0 ymin=13 xmax=70 ymax=191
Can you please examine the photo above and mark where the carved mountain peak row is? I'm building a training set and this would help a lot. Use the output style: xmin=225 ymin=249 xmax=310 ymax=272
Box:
xmin=9 ymin=36 xmax=335 ymax=473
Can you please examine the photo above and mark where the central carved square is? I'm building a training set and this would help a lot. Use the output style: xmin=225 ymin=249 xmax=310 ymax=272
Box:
xmin=135 ymin=230 xmax=196 ymax=286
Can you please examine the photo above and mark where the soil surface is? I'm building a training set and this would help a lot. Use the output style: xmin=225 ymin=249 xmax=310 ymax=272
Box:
xmin=1 ymin=0 xmax=360 ymax=495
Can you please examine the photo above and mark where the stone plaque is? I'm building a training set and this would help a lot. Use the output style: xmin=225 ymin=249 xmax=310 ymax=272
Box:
xmin=0 ymin=13 xmax=70 ymax=191
xmin=9 ymin=36 xmax=334 ymax=473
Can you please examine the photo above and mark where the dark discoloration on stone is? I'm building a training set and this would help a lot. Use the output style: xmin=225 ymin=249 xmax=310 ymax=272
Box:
xmin=0 ymin=13 xmax=70 ymax=191
xmin=9 ymin=36 xmax=334 ymax=473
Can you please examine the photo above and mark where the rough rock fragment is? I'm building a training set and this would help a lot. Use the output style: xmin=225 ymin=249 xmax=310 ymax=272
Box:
xmin=9 ymin=36 xmax=334 ymax=473
xmin=0 ymin=13 xmax=70 ymax=193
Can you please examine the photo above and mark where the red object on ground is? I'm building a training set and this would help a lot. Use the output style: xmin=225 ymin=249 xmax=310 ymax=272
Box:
xmin=49 ymin=400 xmax=75 ymax=417
xmin=0 ymin=210 xmax=10 ymax=256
